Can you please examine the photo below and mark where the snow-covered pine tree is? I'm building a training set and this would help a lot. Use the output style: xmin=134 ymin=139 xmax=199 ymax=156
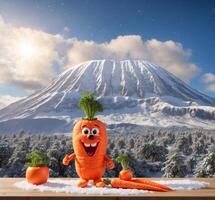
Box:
xmin=173 ymin=135 xmax=192 ymax=156
xmin=162 ymin=151 xmax=188 ymax=177
xmin=194 ymin=145 xmax=215 ymax=177
xmin=0 ymin=141 xmax=11 ymax=168
xmin=138 ymin=142 xmax=167 ymax=162
xmin=187 ymin=155 xmax=197 ymax=174
xmin=48 ymin=139 xmax=75 ymax=177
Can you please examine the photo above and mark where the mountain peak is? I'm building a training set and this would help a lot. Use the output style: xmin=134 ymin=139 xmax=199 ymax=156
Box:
xmin=45 ymin=59 xmax=214 ymax=104
xmin=0 ymin=59 xmax=214 ymax=134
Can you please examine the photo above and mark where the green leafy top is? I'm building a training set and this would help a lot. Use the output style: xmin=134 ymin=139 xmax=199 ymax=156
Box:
xmin=103 ymin=178 xmax=111 ymax=185
xmin=25 ymin=150 xmax=49 ymax=167
xmin=116 ymin=153 xmax=130 ymax=170
xmin=78 ymin=92 xmax=103 ymax=120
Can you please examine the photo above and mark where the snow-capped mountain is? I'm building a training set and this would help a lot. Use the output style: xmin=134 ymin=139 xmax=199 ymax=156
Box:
xmin=0 ymin=59 xmax=215 ymax=134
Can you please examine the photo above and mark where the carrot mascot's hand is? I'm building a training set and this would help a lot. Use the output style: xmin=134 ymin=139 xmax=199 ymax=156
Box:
xmin=62 ymin=155 xmax=70 ymax=165
xmin=62 ymin=153 xmax=76 ymax=166
xmin=104 ymin=155 xmax=115 ymax=169
xmin=107 ymin=160 xmax=115 ymax=169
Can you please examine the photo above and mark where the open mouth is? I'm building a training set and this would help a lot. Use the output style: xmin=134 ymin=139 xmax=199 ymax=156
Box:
xmin=82 ymin=142 xmax=99 ymax=157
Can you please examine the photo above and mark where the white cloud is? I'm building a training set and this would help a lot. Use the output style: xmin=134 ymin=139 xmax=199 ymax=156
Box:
xmin=202 ymin=73 xmax=215 ymax=83
xmin=0 ymin=16 xmax=64 ymax=92
xmin=0 ymin=95 xmax=24 ymax=109
xmin=143 ymin=39 xmax=199 ymax=82
xmin=202 ymin=73 xmax=215 ymax=92
xmin=204 ymin=83 xmax=215 ymax=92
xmin=67 ymin=35 xmax=199 ymax=82
xmin=63 ymin=26 xmax=70 ymax=32
xmin=0 ymin=15 xmax=199 ymax=94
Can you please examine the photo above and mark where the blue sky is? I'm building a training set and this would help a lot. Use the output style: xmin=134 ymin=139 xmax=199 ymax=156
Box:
xmin=0 ymin=0 xmax=215 ymax=104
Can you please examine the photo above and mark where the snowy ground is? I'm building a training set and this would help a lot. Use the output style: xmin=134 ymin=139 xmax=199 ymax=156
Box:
xmin=15 ymin=179 xmax=208 ymax=195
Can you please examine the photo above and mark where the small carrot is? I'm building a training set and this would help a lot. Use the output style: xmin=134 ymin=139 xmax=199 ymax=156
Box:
xmin=131 ymin=178 xmax=173 ymax=191
xmin=116 ymin=153 xmax=133 ymax=181
xmin=110 ymin=178 xmax=168 ymax=192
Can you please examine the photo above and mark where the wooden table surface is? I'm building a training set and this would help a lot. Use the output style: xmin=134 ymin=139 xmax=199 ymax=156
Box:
xmin=0 ymin=178 xmax=215 ymax=200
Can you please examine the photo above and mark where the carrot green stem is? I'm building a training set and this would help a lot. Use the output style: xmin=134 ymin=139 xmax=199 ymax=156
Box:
xmin=25 ymin=150 xmax=49 ymax=167
xmin=78 ymin=92 xmax=103 ymax=120
xmin=104 ymin=178 xmax=111 ymax=185
xmin=116 ymin=153 xmax=129 ymax=170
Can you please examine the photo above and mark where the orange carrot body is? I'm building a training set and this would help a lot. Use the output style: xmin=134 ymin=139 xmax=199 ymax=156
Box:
xmin=26 ymin=167 xmax=49 ymax=185
xmin=131 ymin=178 xmax=173 ymax=191
xmin=110 ymin=178 xmax=168 ymax=192
xmin=116 ymin=153 xmax=133 ymax=181
xmin=115 ymin=153 xmax=172 ymax=192
xmin=119 ymin=169 xmax=133 ymax=181
xmin=73 ymin=120 xmax=107 ymax=180
xmin=63 ymin=119 xmax=115 ymax=187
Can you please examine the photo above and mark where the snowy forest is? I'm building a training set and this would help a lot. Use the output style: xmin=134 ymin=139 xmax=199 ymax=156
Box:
xmin=0 ymin=126 xmax=214 ymax=178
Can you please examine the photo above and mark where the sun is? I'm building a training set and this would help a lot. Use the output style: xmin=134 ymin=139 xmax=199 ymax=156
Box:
xmin=18 ymin=39 xmax=37 ymax=59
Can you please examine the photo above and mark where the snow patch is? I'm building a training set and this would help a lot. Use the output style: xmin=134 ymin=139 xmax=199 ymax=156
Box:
xmin=14 ymin=179 xmax=208 ymax=195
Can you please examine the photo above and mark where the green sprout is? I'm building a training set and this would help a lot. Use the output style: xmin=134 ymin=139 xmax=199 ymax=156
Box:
xmin=25 ymin=150 xmax=49 ymax=167
xmin=116 ymin=153 xmax=130 ymax=170
xmin=78 ymin=91 xmax=103 ymax=120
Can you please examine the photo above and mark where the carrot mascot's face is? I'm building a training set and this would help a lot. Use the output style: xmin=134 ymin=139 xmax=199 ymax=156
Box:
xmin=73 ymin=119 xmax=107 ymax=157
xmin=73 ymin=92 xmax=107 ymax=158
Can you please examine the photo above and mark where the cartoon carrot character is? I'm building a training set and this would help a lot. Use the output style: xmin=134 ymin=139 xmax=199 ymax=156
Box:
xmin=116 ymin=153 xmax=133 ymax=181
xmin=62 ymin=92 xmax=115 ymax=188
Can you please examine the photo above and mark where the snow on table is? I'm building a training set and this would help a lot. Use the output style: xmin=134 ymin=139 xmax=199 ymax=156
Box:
xmin=14 ymin=179 xmax=208 ymax=196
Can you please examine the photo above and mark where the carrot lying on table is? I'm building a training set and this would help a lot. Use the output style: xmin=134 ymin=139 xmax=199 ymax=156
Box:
xmin=116 ymin=153 xmax=133 ymax=181
xmin=109 ymin=178 xmax=169 ymax=192
xmin=131 ymin=178 xmax=172 ymax=191
xmin=114 ymin=153 xmax=173 ymax=192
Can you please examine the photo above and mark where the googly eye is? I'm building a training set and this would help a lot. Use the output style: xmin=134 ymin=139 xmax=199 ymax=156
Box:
xmin=82 ymin=127 xmax=90 ymax=134
xmin=91 ymin=127 xmax=99 ymax=135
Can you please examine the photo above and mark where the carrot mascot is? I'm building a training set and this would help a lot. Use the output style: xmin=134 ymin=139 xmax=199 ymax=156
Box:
xmin=62 ymin=92 xmax=115 ymax=188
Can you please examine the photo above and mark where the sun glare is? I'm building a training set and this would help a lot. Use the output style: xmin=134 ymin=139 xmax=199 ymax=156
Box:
xmin=18 ymin=39 xmax=37 ymax=59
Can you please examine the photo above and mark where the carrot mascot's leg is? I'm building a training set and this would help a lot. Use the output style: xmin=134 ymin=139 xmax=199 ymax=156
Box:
xmin=77 ymin=178 xmax=88 ymax=188
xmin=94 ymin=178 xmax=106 ymax=188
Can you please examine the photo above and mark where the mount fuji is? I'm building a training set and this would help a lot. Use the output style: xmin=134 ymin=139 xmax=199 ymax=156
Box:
xmin=0 ymin=59 xmax=215 ymax=134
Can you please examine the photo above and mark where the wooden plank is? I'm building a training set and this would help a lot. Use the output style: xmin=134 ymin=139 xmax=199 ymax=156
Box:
xmin=0 ymin=178 xmax=215 ymax=200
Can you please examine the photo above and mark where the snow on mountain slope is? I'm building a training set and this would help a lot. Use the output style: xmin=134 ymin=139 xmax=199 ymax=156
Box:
xmin=0 ymin=59 xmax=214 ymax=134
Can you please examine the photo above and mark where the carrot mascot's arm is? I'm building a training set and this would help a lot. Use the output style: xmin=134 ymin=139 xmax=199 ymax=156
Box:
xmin=62 ymin=153 xmax=76 ymax=166
xmin=104 ymin=155 xmax=115 ymax=169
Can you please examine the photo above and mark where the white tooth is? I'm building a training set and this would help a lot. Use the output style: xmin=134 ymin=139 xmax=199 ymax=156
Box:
xmin=84 ymin=143 xmax=90 ymax=147
xmin=91 ymin=143 xmax=97 ymax=147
